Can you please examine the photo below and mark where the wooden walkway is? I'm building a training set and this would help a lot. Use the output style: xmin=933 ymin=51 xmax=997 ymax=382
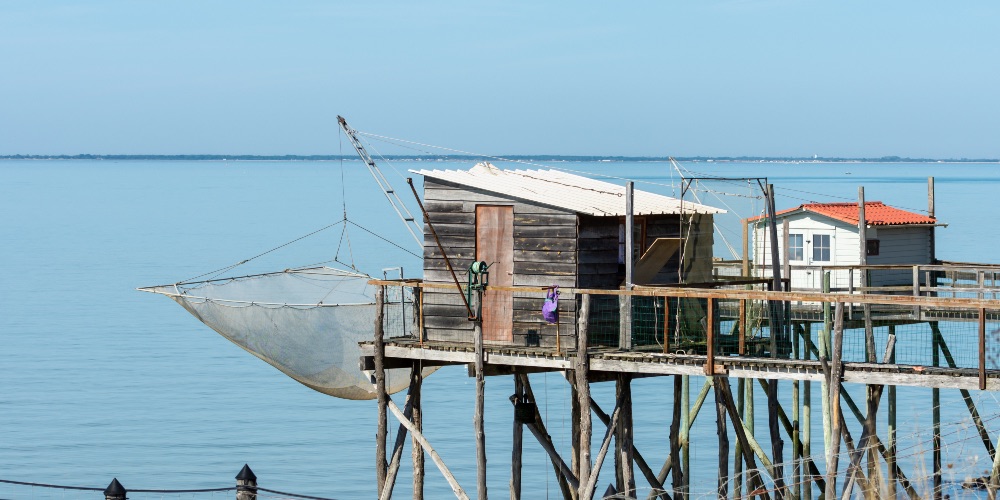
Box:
xmin=361 ymin=338 xmax=1000 ymax=391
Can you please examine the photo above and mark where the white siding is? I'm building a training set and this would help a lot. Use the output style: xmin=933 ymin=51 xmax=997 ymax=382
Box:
xmin=867 ymin=226 xmax=933 ymax=287
xmin=750 ymin=212 xmax=932 ymax=291
xmin=868 ymin=226 xmax=932 ymax=265
xmin=752 ymin=214 xmax=852 ymax=289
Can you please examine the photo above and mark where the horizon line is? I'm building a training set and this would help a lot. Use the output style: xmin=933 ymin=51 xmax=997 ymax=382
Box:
xmin=2 ymin=153 xmax=999 ymax=163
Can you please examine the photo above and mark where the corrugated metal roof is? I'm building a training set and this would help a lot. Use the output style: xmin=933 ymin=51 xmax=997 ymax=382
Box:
xmin=747 ymin=201 xmax=936 ymax=226
xmin=412 ymin=163 xmax=725 ymax=216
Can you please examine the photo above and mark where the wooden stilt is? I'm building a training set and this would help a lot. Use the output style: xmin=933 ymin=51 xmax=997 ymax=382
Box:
xmin=380 ymin=392 xmax=415 ymax=500
xmin=734 ymin=377 xmax=745 ymax=500
xmin=410 ymin=361 xmax=424 ymax=500
xmin=745 ymin=373 xmax=755 ymax=497
xmin=616 ymin=374 xmax=635 ymax=497
xmin=572 ymin=379 xmax=581 ymax=484
xmin=862 ymin=285 xmax=877 ymax=500
xmin=821 ymin=273 xmax=833 ymax=459
xmin=792 ymin=323 xmax=801 ymax=500
xmin=769 ymin=332 xmax=915 ymax=499
xmin=827 ymin=358 xmax=885 ymax=500
xmin=753 ymin=379 xmax=826 ymax=493
xmin=581 ymin=392 xmax=624 ymax=500
xmin=887 ymin=326 xmax=896 ymax=500
xmin=767 ymin=377 xmax=785 ymax=500
xmin=807 ymin=345 xmax=919 ymax=500
xmin=511 ymin=375 xmax=523 ymax=500
xmin=375 ymin=287 xmax=388 ymax=495
xmin=649 ymin=379 xmax=711 ymax=500
xmin=716 ymin=377 xmax=729 ymax=500
xmin=841 ymin=379 xmax=888 ymax=500
xmin=987 ymin=426 xmax=1000 ymax=500
xmin=615 ymin=383 xmax=624 ymax=494
xmin=670 ymin=376 xmax=684 ymax=499
xmin=864 ymin=383 xmax=880 ymax=499
xmin=475 ymin=321 xmax=488 ymax=500
xmin=932 ymin=321 xmax=942 ymax=500
xmin=576 ymin=295 xmax=592 ymax=499
xmin=825 ymin=302 xmax=844 ymax=500
xmin=714 ymin=377 xmax=771 ymax=500
xmin=681 ymin=375 xmax=690 ymax=500
xmin=729 ymin=394 xmax=778 ymax=481
xmin=802 ymin=323 xmax=812 ymax=500
xmin=413 ymin=360 xmax=425 ymax=500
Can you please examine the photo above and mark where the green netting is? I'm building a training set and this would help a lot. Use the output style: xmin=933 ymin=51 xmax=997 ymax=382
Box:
xmin=587 ymin=295 xmax=715 ymax=352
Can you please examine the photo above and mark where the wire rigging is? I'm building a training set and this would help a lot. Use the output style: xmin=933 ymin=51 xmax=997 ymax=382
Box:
xmin=180 ymin=219 xmax=348 ymax=284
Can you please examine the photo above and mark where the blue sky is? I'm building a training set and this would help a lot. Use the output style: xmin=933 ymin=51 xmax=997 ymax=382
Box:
xmin=1 ymin=1 xmax=997 ymax=158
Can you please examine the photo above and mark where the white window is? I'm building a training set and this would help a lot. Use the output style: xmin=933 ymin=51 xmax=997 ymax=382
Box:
xmin=813 ymin=234 xmax=831 ymax=262
xmin=788 ymin=233 xmax=804 ymax=261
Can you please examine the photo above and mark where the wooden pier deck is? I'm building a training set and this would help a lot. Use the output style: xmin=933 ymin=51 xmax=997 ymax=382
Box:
xmin=361 ymin=338 xmax=1000 ymax=391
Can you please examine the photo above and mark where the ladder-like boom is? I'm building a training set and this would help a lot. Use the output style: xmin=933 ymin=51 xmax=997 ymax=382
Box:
xmin=337 ymin=116 xmax=423 ymax=248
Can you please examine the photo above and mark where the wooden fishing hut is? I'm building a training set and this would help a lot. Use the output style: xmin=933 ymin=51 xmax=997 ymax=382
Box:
xmin=413 ymin=162 xmax=724 ymax=348
xmin=362 ymin=171 xmax=1000 ymax=500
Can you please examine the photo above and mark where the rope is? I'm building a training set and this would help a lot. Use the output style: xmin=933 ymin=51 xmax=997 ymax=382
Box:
xmin=179 ymin=219 xmax=347 ymax=284
xmin=0 ymin=478 xmax=341 ymax=498
xmin=0 ymin=478 xmax=105 ymax=492
xmin=0 ymin=478 xmax=234 ymax=493
xmin=177 ymin=216 xmax=418 ymax=285
xmin=356 ymin=131 xmax=685 ymax=191
xmin=348 ymin=220 xmax=422 ymax=259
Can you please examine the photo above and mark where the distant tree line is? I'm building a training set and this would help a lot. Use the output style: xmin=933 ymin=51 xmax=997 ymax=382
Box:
xmin=0 ymin=154 xmax=997 ymax=163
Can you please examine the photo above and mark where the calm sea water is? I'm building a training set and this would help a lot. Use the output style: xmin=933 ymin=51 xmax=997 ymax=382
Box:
xmin=2 ymin=159 xmax=1000 ymax=499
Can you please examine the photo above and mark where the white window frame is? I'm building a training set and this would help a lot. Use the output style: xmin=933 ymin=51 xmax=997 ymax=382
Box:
xmin=812 ymin=233 xmax=832 ymax=263
xmin=788 ymin=233 xmax=804 ymax=262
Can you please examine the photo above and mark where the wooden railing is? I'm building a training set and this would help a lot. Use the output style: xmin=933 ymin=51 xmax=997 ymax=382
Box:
xmin=371 ymin=278 xmax=1000 ymax=389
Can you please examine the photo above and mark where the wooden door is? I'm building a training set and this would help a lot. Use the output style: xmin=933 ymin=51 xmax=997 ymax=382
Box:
xmin=476 ymin=205 xmax=514 ymax=343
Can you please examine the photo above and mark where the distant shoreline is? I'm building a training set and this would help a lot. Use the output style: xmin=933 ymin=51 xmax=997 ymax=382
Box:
xmin=1 ymin=154 xmax=998 ymax=163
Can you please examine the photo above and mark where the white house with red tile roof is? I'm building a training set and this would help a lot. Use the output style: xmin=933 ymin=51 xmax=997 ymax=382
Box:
xmin=746 ymin=202 xmax=940 ymax=290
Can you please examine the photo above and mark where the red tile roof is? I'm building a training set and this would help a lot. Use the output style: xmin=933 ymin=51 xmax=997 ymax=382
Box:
xmin=747 ymin=202 xmax=936 ymax=226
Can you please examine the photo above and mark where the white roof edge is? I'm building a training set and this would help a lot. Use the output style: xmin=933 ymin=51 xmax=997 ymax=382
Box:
xmin=410 ymin=164 xmax=725 ymax=216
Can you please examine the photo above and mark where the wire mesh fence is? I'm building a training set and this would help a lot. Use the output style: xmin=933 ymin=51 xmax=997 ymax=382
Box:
xmin=379 ymin=277 xmax=1000 ymax=375
xmin=382 ymin=284 xmax=416 ymax=339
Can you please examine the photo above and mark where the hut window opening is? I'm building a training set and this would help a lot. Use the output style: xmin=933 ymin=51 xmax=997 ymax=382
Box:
xmin=812 ymin=234 xmax=832 ymax=262
xmin=866 ymin=239 xmax=880 ymax=256
xmin=788 ymin=233 xmax=804 ymax=261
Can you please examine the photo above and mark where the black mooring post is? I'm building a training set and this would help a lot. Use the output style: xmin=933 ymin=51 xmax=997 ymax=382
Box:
xmin=104 ymin=478 xmax=126 ymax=500
xmin=236 ymin=464 xmax=258 ymax=500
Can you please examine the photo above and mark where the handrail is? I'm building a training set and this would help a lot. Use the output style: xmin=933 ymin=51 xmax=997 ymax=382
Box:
xmin=368 ymin=279 xmax=1000 ymax=309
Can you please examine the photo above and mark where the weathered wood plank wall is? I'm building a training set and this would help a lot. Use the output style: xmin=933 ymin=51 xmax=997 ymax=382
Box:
xmin=422 ymin=178 xmax=579 ymax=346
xmin=420 ymin=179 xmax=715 ymax=346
